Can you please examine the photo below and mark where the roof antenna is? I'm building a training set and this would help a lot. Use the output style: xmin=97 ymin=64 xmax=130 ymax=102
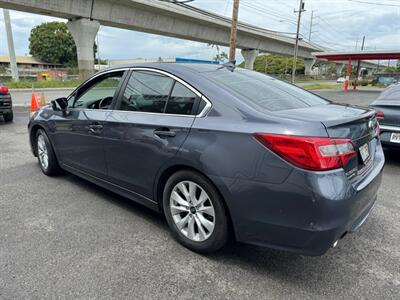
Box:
xmin=217 ymin=60 xmax=236 ymax=72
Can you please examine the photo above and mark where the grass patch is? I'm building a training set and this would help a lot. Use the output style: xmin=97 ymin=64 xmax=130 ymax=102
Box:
xmin=302 ymin=83 xmax=342 ymax=90
xmin=4 ymin=79 xmax=82 ymax=89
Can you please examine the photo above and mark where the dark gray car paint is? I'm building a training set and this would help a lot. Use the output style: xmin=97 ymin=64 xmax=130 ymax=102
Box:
xmin=370 ymin=84 xmax=400 ymax=148
xmin=51 ymin=109 xmax=110 ymax=178
xmin=103 ymin=111 xmax=195 ymax=199
xmin=28 ymin=63 xmax=385 ymax=255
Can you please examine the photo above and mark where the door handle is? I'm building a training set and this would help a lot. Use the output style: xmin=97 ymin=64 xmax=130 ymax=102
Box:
xmin=89 ymin=123 xmax=103 ymax=134
xmin=154 ymin=128 xmax=176 ymax=138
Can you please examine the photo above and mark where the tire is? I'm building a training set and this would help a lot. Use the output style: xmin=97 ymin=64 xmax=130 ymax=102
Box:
xmin=35 ymin=129 xmax=61 ymax=176
xmin=3 ymin=112 xmax=13 ymax=122
xmin=163 ymin=170 xmax=229 ymax=253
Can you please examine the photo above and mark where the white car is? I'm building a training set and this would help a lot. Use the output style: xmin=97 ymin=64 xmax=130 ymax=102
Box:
xmin=337 ymin=77 xmax=346 ymax=83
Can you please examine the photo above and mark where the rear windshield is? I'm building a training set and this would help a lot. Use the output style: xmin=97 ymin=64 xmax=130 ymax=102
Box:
xmin=205 ymin=68 xmax=328 ymax=111
xmin=376 ymin=85 xmax=400 ymax=101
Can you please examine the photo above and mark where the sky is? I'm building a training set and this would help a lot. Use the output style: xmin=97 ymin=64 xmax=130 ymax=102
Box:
xmin=0 ymin=0 xmax=399 ymax=63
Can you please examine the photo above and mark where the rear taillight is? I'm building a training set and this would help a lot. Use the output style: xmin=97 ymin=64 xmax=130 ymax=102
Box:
xmin=0 ymin=85 xmax=8 ymax=94
xmin=375 ymin=111 xmax=384 ymax=121
xmin=254 ymin=134 xmax=356 ymax=171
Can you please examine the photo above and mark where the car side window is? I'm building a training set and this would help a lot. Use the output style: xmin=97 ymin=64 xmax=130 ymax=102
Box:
xmin=119 ymin=71 xmax=174 ymax=113
xmin=165 ymin=82 xmax=199 ymax=115
xmin=73 ymin=71 xmax=124 ymax=109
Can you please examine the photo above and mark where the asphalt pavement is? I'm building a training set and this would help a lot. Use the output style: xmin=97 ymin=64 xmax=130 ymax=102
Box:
xmin=0 ymin=90 xmax=399 ymax=299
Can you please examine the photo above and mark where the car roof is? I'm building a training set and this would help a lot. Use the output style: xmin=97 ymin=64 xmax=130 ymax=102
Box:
xmin=101 ymin=62 xmax=222 ymax=73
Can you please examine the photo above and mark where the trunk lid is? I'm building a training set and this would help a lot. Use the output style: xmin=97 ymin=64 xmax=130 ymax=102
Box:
xmin=277 ymin=103 xmax=379 ymax=179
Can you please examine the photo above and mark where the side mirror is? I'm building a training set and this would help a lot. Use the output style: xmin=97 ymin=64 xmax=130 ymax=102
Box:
xmin=51 ymin=97 xmax=68 ymax=111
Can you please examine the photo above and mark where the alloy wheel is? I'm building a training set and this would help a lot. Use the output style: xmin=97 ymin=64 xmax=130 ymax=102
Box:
xmin=37 ymin=134 xmax=49 ymax=170
xmin=169 ymin=180 xmax=215 ymax=242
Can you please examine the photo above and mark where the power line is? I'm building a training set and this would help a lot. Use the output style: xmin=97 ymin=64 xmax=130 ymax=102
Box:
xmin=241 ymin=0 xmax=297 ymax=21
xmin=240 ymin=2 xmax=297 ymax=25
xmin=239 ymin=1 xmax=310 ymax=35
xmin=315 ymin=16 xmax=354 ymax=40
xmin=227 ymin=1 xmax=351 ymax=51
xmin=347 ymin=0 xmax=400 ymax=7
xmin=162 ymin=0 xmax=382 ymax=52
xmin=171 ymin=1 xmax=302 ymax=37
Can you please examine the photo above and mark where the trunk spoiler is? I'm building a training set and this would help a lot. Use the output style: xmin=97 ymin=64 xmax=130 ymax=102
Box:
xmin=322 ymin=109 xmax=375 ymax=128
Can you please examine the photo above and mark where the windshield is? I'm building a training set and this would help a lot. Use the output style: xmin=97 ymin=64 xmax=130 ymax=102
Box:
xmin=205 ymin=68 xmax=329 ymax=112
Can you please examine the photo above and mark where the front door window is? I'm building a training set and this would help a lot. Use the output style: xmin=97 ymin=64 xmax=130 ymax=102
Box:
xmin=73 ymin=72 xmax=124 ymax=110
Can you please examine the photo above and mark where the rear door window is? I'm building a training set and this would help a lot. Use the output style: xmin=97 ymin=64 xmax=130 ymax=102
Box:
xmin=117 ymin=70 xmax=203 ymax=116
xmin=165 ymin=82 xmax=198 ymax=115
xmin=119 ymin=71 xmax=174 ymax=113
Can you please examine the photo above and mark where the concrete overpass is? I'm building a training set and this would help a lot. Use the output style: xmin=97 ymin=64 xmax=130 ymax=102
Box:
xmin=0 ymin=0 xmax=324 ymax=78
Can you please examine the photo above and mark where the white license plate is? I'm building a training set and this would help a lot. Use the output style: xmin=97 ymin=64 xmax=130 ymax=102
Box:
xmin=359 ymin=143 xmax=370 ymax=163
xmin=390 ymin=133 xmax=400 ymax=144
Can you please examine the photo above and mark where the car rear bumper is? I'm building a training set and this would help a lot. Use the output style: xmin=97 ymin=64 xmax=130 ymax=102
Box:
xmin=380 ymin=125 xmax=400 ymax=148
xmin=0 ymin=108 xmax=12 ymax=114
xmin=213 ymin=144 xmax=385 ymax=256
xmin=0 ymin=94 xmax=12 ymax=113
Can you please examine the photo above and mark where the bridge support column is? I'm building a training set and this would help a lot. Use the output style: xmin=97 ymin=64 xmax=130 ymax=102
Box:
xmin=241 ymin=49 xmax=259 ymax=70
xmin=336 ymin=63 xmax=344 ymax=76
xmin=67 ymin=18 xmax=100 ymax=80
xmin=304 ymin=58 xmax=316 ymax=76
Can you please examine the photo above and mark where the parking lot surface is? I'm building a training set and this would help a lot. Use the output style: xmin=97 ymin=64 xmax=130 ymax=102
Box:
xmin=1 ymin=90 xmax=399 ymax=299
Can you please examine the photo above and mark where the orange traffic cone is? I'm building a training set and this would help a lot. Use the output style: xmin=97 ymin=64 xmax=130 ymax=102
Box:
xmin=30 ymin=93 xmax=39 ymax=116
xmin=39 ymin=93 xmax=46 ymax=106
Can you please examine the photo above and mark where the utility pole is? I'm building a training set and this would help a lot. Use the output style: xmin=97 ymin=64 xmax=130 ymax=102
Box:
xmin=292 ymin=0 xmax=305 ymax=84
xmin=308 ymin=10 xmax=315 ymax=42
xmin=3 ymin=9 xmax=19 ymax=81
xmin=353 ymin=35 xmax=365 ymax=90
xmin=229 ymin=0 xmax=240 ymax=63
xmin=96 ymin=29 xmax=100 ymax=66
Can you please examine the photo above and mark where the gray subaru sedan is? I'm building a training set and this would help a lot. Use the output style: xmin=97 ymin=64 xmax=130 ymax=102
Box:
xmin=28 ymin=63 xmax=384 ymax=255
xmin=370 ymin=83 xmax=400 ymax=148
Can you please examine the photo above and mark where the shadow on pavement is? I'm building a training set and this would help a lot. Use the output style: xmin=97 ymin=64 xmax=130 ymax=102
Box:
xmin=384 ymin=147 xmax=400 ymax=167
xmin=64 ymin=172 xmax=168 ymax=229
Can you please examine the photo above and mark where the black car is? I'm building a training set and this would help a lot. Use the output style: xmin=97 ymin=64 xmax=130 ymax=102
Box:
xmin=28 ymin=63 xmax=384 ymax=255
xmin=0 ymin=81 xmax=13 ymax=122
xmin=370 ymin=84 xmax=400 ymax=148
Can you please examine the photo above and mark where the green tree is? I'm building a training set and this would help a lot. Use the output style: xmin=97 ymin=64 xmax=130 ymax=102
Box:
xmin=0 ymin=64 xmax=6 ymax=75
xmin=239 ymin=54 xmax=304 ymax=75
xmin=208 ymin=44 xmax=228 ymax=63
xmin=382 ymin=60 xmax=400 ymax=73
xmin=29 ymin=22 xmax=77 ymax=66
